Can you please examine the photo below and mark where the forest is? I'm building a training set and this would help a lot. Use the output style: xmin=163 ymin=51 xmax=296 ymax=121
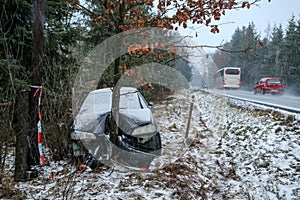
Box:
xmin=212 ymin=16 xmax=300 ymax=94
xmin=0 ymin=0 xmax=298 ymax=182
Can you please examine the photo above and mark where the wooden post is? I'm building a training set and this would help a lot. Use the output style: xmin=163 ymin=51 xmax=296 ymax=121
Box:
xmin=185 ymin=95 xmax=195 ymax=138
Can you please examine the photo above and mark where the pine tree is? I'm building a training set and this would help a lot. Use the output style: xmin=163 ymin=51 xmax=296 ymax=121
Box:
xmin=268 ymin=25 xmax=284 ymax=77
xmin=291 ymin=17 xmax=300 ymax=94
xmin=225 ymin=23 xmax=262 ymax=88
xmin=282 ymin=15 xmax=298 ymax=89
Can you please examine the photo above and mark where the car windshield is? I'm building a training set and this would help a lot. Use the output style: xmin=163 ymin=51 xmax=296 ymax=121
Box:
xmin=79 ymin=88 xmax=149 ymax=115
xmin=267 ymin=79 xmax=281 ymax=84
xmin=80 ymin=91 xmax=112 ymax=115
xmin=120 ymin=92 xmax=148 ymax=109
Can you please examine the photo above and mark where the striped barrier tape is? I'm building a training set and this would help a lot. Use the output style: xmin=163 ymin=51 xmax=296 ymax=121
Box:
xmin=32 ymin=85 xmax=45 ymax=166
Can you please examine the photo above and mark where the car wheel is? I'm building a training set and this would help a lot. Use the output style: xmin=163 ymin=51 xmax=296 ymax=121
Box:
xmin=261 ymin=89 xmax=265 ymax=95
xmin=254 ymin=89 xmax=257 ymax=94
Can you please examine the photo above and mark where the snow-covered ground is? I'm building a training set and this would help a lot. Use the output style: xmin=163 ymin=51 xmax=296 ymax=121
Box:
xmin=1 ymin=90 xmax=299 ymax=199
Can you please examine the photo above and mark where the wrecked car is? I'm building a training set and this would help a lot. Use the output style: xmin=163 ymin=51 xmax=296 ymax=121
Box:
xmin=70 ymin=87 xmax=162 ymax=168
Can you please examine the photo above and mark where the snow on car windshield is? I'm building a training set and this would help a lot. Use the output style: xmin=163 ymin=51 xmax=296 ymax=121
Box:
xmin=80 ymin=90 xmax=112 ymax=115
xmin=120 ymin=92 xmax=147 ymax=109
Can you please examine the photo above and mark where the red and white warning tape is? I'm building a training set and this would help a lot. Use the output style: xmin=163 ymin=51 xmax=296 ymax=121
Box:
xmin=32 ymin=85 xmax=45 ymax=166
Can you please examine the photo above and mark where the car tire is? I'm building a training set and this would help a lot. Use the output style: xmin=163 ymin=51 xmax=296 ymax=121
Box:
xmin=254 ymin=89 xmax=257 ymax=94
xmin=261 ymin=89 xmax=265 ymax=95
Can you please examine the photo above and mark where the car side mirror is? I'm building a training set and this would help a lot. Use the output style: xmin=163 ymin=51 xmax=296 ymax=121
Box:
xmin=148 ymin=102 xmax=154 ymax=108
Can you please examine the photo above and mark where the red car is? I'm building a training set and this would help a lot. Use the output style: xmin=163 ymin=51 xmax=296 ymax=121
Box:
xmin=254 ymin=77 xmax=284 ymax=95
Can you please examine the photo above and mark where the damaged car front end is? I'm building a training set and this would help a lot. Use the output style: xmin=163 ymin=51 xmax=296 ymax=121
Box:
xmin=70 ymin=87 xmax=162 ymax=168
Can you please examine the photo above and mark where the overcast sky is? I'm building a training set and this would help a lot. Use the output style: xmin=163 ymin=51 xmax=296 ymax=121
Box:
xmin=181 ymin=0 xmax=300 ymax=53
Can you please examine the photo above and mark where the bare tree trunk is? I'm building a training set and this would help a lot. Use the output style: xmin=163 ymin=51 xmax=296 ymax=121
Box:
xmin=30 ymin=0 xmax=45 ymax=166
xmin=32 ymin=0 xmax=44 ymax=86
xmin=14 ymin=0 xmax=45 ymax=180
xmin=110 ymin=59 xmax=121 ymax=145
xmin=14 ymin=91 xmax=30 ymax=181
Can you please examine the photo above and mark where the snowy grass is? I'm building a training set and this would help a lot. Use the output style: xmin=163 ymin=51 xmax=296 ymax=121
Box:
xmin=1 ymin=90 xmax=299 ymax=199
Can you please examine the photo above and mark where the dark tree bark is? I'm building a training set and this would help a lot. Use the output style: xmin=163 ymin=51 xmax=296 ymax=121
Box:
xmin=29 ymin=0 xmax=45 ymax=166
xmin=14 ymin=91 xmax=30 ymax=181
xmin=14 ymin=0 xmax=45 ymax=181
xmin=15 ymin=0 xmax=45 ymax=180
xmin=32 ymin=0 xmax=44 ymax=87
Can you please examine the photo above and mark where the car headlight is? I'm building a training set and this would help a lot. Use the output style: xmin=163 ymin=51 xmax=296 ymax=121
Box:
xmin=132 ymin=124 xmax=158 ymax=137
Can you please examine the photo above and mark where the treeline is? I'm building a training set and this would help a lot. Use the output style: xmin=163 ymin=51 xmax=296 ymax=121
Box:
xmin=212 ymin=15 xmax=300 ymax=95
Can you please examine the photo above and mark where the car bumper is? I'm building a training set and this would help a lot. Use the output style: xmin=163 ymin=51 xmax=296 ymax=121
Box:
xmin=264 ymin=88 xmax=284 ymax=94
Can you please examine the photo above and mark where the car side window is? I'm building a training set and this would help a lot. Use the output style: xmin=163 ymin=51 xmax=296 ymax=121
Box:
xmin=137 ymin=93 xmax=148 ymax=109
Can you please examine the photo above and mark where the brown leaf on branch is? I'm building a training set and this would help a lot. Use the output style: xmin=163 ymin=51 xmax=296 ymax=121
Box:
xmin=142 ymin=82 xmax=154 ymax=90
xmin=210 ymin=25 xmax=219 ymax=34
xmin=242 ymin=1 xmax=247 ymax=8
xmin=166 ymin=0 xmax=171 ymax=6
xmin=156 ymin=51 xmax=166 ymax=59
xmin=98 ymin=16 xmax=106 ymax=21
xmin=92 ymin=21 xmax=99 ymax=27
xmin=108 ymin=2 xmax=115 ymax=10
xmin=142 ymin=44 xmax=154 ymax=55
xmin=145 ymin=0 xmax=153 ymax=6
xmin=205 ymin=18 xmax=211 ymax=26
xmin=69 ymin=0 xmax=269 ymax=54
xmin=128 ymin=44 xmax=142 ymax=55
xmin=214 ymin=10 xmax=221 ymax=20
xmin=167 ymin=45 xmax=177 ymax=56
xmin=154 ymin=42 xmax=164 ymax=48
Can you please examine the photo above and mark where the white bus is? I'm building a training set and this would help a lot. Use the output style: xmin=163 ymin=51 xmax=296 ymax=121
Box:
xmin=214 ymin=67 xmax=241 ymax=89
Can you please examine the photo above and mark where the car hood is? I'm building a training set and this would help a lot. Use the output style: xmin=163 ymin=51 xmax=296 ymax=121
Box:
xmin=119 ymin=108 xmax=153 ymax=133
xmin=72 ymin=111 xmax=110 ymax=136
xmin=72 ymin=108 xmax=154 ymax=136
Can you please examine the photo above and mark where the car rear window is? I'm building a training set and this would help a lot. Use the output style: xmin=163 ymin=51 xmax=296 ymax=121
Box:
xmin=266 ymin=79 xmax=281 ymax=84
xmin=225 ymin=68 xmax=240 ymax=75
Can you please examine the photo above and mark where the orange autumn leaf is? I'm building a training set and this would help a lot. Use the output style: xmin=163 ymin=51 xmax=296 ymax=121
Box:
xmin=92 ymin=21 xmax=99 ymax=27
xmin=167 ymin=45 xmax=177 ymax=56
xmin=205 ymin=18 xmax=211 ymax=26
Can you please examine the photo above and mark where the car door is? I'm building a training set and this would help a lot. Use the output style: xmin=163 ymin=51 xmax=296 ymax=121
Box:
xmin=258 ymin=79 xmax=265 ymax=91
xmin=255 ymin=79 xmax=262 ymax=91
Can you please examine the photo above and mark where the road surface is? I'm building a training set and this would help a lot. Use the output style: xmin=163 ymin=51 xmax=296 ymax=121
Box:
xmin=210 ymin=89 xmax=300 ymax=113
